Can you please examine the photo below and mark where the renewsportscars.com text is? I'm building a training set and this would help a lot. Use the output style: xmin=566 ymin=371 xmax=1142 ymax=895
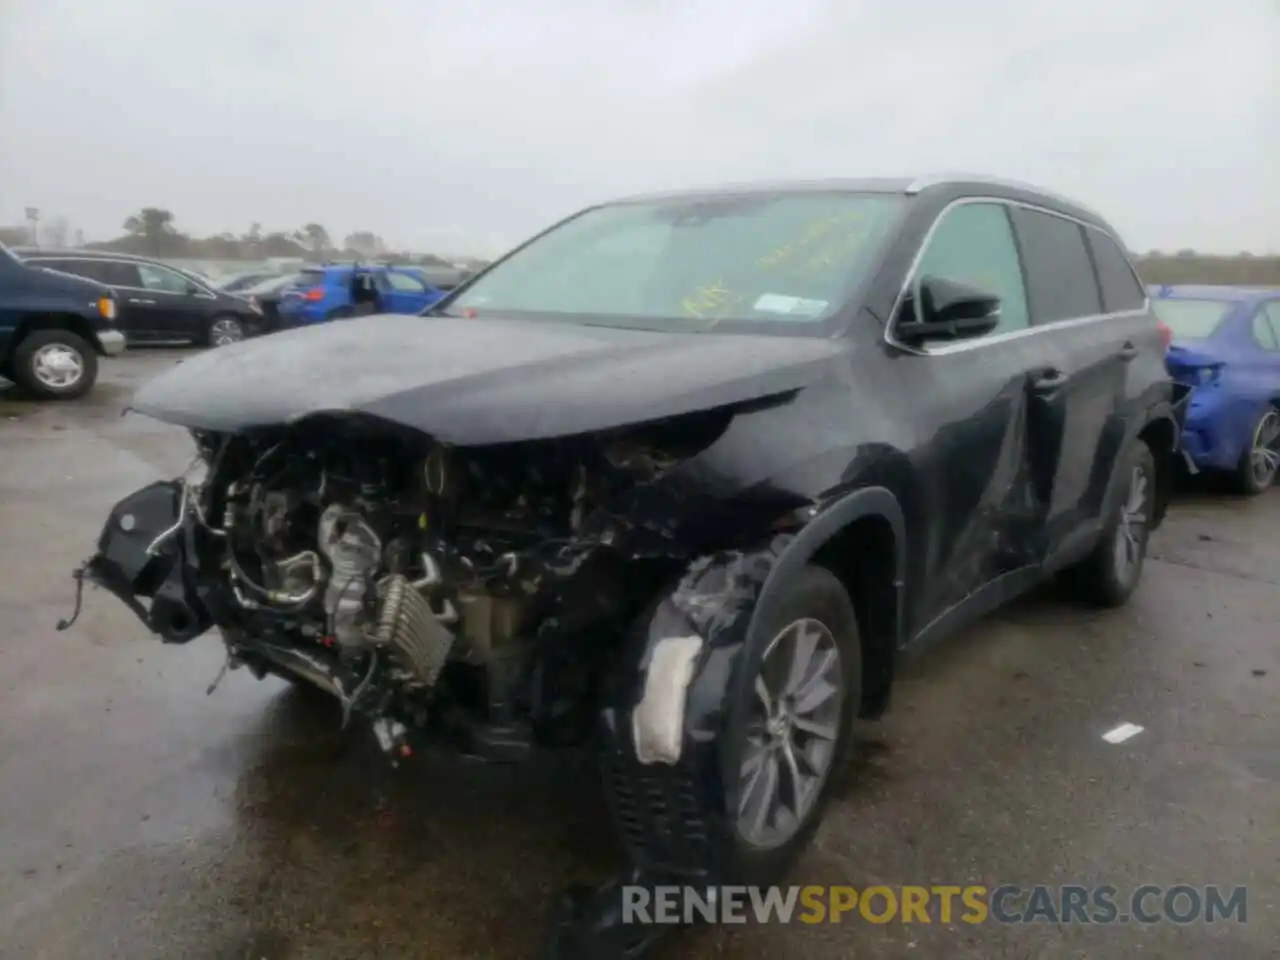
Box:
xmin=622 ymin=884 xmax=1248 ymax=926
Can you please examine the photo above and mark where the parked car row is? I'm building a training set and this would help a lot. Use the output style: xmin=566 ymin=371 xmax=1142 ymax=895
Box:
xmin=10 ymin=247 xmax=265 ymax=347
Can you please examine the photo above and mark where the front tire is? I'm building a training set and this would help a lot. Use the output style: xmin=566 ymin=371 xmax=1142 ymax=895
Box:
xmin=1064 ymin=440 xmax=1156 ymax=608
xmin=1233 ymin=405 xmax=1280 ymax=496
xmin=206 ymin=315 xmax=245 ymax=347
xmin=11 ymin=329 xmax=98 ymax=400
xmin=723 ymin=565 xmax=862 ymax=884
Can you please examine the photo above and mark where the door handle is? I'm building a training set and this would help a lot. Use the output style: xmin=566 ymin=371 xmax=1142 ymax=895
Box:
xmin=1118 ymin=341 xmax=1139 ymax=362
xmin=127 ymin=297 xmax=156 ymax=305
xmin=1030 ymin=367 xmax=1068 ymax=395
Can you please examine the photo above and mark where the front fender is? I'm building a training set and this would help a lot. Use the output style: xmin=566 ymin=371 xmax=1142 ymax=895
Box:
xmin=598 ymin=486 xmax=906 ymax=879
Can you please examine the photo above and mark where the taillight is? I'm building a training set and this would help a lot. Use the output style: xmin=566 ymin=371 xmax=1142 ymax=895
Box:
xmin=1156 ymin=320 xmax=1173 ymax=351
xmin=302 ymin=288 xmax=324 ymax=302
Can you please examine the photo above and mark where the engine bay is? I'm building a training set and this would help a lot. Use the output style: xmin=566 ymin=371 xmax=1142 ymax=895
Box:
xmin=159 ymin=412 xmax=736 ymax=759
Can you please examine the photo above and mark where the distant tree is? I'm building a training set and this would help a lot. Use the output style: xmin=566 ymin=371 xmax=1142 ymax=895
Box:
xmin=300 ymin=222 xmax=331 ymax=253
xmin=259 ymin=231 xmax=307 ymax=258
xmin=122 ymin=207 xmax=180 ymax=255
xmin=242 ymin=222 xmax=263 ymax=245
xmin=343 ymin=230 xmax=385 ymax=257
xmin=1175 ymin=248 xmax=1196 ymax=258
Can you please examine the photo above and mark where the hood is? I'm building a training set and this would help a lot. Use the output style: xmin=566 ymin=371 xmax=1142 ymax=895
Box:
xmin=128 ymin=314 xmax=849 ymax=445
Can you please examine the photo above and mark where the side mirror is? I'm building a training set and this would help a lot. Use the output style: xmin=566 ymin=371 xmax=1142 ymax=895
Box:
xmin=185 ymin=281 xmax=203 ymax=296
xmin=895 ymin=275 xmax=1001 ymax=344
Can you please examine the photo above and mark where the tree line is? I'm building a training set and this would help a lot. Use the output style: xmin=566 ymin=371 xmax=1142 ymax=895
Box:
xmin=3 ymin=207 xmax=1276 ymax=284
xmin=67 ymin=207 xmax=453 ymax=265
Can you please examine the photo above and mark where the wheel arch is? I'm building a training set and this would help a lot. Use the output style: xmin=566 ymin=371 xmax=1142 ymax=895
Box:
xmin=1137 ymin=411 xmax=1179 ymax=529
xmin=747 ymin=487 xmax=906 ymax=722
xmin=12 ymin=313 xmax=103 ymax=354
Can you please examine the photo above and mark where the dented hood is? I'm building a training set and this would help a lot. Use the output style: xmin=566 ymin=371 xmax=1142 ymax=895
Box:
xmin=129 ymin=313 xmax=849 ymax=445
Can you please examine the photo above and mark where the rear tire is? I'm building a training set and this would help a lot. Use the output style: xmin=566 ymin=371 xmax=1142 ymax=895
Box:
xmin=1232 ymin=405 xmax=1280 ymax=496
xmin=1063 ymin=440 xmax=1156 ymax=608
xmin=11 ymin=329 xmax=97 ymax=400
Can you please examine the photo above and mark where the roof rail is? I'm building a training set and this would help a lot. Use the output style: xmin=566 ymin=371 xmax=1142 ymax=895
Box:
xmin=904 ymin=172 xmax=1104 ymax=219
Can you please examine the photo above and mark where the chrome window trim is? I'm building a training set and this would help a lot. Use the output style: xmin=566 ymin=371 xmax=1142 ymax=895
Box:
xmin=903 ymin=172 xmax=1107 ymax=222
xmin=883 ymin=195 xmax=1151 ymax=358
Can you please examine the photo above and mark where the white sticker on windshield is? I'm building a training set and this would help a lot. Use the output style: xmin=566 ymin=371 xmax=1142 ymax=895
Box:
xmin=754 ymin=294 xmax=829 ymax=316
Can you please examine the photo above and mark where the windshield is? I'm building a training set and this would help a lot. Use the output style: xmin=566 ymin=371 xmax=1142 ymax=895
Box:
xmin=1152 ymin=299 xmax=1234 ymax=339
xmin=291 ymin=269 xmax=326 ymax=288
xmin=450 ymin=192 xmax=906 ymax=332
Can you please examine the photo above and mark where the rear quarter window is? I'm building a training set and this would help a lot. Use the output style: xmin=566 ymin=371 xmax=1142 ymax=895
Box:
xmin=295 ymin=270 xmax=327 ymax=287
xmin=1084 ymin=229 xmax=1146 ymax=313
xmin=1009 ymin=207 xmax=1103 ymax=323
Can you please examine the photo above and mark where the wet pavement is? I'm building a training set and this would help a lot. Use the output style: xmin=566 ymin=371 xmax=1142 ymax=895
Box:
xmin=1 ymin=351 xmax=1276 ymax=959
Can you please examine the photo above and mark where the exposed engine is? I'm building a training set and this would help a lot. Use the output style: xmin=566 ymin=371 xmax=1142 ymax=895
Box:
xmin=179 ymin=414 xmax=732 ymax=758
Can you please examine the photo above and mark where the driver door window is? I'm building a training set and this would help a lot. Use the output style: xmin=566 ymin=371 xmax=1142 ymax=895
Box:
xmin=912 ymin=203 xmax=1030 ymax=335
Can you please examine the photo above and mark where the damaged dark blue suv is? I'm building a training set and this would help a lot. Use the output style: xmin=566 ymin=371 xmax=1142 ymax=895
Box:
xmin=66 ymin=175 xmax=1184 ymax=958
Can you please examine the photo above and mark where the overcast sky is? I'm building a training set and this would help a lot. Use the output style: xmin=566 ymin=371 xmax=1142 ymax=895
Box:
xmin=1 ymin=0 xmax=1276 ymax=256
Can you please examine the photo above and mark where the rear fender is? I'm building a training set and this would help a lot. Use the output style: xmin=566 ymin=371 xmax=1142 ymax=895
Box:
xmin=83 ymin=480 xmax=212 ymax=643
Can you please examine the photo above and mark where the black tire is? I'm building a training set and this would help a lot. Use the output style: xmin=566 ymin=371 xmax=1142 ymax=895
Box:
xmin=205 ymin=314 xmax=245 ymax=347
xmin=1063 ymin=440 xmax=1156 ymax=608
xmin=719 ymin=565 xmax=862 ymax=885
xmin=11 ymin=329 xmax=98 ymax=400
xmin=1232 ymin=405 xmax=1280 ymax=496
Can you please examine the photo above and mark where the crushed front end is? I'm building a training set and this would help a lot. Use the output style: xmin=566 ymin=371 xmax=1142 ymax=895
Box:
xmin=68 ymin=408 xmax=786 ymax=765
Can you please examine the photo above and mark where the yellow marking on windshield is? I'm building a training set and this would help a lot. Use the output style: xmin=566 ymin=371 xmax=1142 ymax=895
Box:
xmin=681 ymin=279 xmax=742 ymax=318
xmin=756 ymin=212 xmax=869 ymax=276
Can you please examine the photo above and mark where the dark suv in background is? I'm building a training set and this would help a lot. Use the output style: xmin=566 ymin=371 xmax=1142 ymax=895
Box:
xmin=0 ymin=243 xmax=124 ymax=399
xmin=12 ymin=249 xmax=264 ymax=347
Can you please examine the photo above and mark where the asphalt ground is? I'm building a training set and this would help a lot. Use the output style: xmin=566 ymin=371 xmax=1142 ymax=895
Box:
xmin=1 ymin=350 xmax=1276 ymax=959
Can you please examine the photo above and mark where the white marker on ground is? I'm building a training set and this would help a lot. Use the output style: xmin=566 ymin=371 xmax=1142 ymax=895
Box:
xmin=1102 ymin=722 xmax=1145 ymax=744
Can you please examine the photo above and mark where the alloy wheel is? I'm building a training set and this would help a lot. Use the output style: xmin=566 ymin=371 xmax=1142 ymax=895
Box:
xmin=736 ymin=617 xmax=843 ymax=850
xmin=1112 ymin=464 xmax=1150 ymax=581
xmin=31 ymin=342 xmax=85 ymax=390
xmin=210 ymin=318 xmax=244 ymax=347
xmin=1249 ymin=409 xmax=1280 ymax=488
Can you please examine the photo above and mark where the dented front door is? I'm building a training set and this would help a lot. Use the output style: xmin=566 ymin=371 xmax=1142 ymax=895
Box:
xmin=893 ymin=200 xmax=1048 ymax=630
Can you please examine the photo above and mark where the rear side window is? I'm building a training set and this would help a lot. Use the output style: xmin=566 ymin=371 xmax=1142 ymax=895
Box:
xmin=912 ymin=202 xmax=1030 ymax=334
xmin=1085 ymin=229 xmax=1146 ymax=313
xmin=295 ymin=269 xmax=326 ymax=287
xmin=96 ymin=260 xmax=143 ymax=287
xmin=1010 ymin=208 xmax=1102 ymax=323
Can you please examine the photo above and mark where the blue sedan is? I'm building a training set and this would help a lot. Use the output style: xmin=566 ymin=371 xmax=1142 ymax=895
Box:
xmin=1150 ymin=284 xmax=1280 ymax=494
